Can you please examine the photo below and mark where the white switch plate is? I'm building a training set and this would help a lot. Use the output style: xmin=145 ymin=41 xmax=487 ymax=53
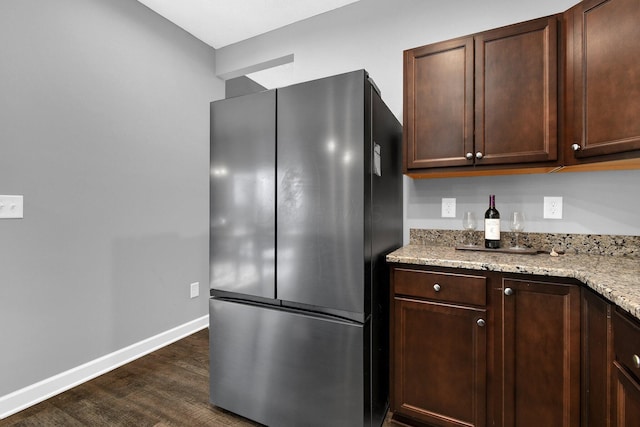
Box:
xmin=441 ymin=198 xmax=456 ymax=218
xmin=0 ymin=195 xmax=24 ymax=219
xmin=190 ymin=282 xmax=199 ymax=299
xmin=543 ymin=196 xmax=563 ymax=219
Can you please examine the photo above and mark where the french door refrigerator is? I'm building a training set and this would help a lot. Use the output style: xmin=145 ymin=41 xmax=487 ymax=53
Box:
xmin=209 ymin=70 xmax=402 ymax=427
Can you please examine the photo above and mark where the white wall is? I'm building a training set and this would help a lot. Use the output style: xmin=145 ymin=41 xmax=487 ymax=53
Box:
xmin=0 ymin=0 xmax=223 ymax=405
xmin=216 ymin=0 xmax=640 ymax=242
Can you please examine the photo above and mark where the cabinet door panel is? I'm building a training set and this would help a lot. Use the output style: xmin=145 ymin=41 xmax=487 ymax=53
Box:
xmin=392 ymin=298 xmax=486 ymax=427
xmin=475 ymin=17 xmax=558 ymax=165
xmin=612 ymin=309 xmax=640 ymax=426
xmin=613 ymin=362 xmax=640 ymax=427
xmin=501 ymin=279 xmax=580 ymax=427
xmin=404 ymin=37 xmax=474 ymax=169
xmin=569 ymin=0 xmax=640 ymax=159
xmin=582 ymin=289 xmax=613 ymax=427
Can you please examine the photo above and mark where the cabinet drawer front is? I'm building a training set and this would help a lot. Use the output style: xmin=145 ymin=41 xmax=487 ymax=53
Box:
xmin=614 ymin=310 xmax=640 ymax=381
xmin=393 ymin=268 xmax=486 ymax=306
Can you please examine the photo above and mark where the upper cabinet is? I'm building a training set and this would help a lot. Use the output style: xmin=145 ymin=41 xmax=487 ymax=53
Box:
xmin=564 ymin=0 xmax=640 ymax=164
xmin=404 ymin=16 xmax=560 ymax=177
xmin=475 ymin=18 xmax=558 ymax=167
xmin=404 ymin=37 xmax=474 ymax=170
xmin=405 ymin=0 xmax=640 ymax=178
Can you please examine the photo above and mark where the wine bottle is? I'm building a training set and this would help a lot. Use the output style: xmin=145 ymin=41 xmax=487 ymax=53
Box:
xmin=484 ymin=194 xmax=500 ymax=249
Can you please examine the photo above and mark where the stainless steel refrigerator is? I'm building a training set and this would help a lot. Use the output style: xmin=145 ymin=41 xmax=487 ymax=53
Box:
xmin=209 ymin=70 xmax=402 ymax=427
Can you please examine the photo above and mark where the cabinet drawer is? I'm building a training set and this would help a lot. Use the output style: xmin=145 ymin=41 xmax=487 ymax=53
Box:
xmin=614 ymin=310 xmax=640 ymax=381
xmin=393 ymin=268 xmax=486 ymax=306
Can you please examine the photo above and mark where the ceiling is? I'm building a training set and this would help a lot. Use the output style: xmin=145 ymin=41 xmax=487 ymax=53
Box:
xmin=136 ymin=0 xmax=360 ymax=49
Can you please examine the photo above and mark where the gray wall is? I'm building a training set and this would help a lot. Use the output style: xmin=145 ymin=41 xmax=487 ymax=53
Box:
xmin=216 ymin=0 xmax=640 ymax=241
xmin=405 ymin=170 xmax=640 ymax=237
xmin=216 ymin=0 xmax=582 ymax=123
xmin=0 ymin=0 xmax=222 ymax=396
xmin=225 ymin=76 xmax=267 ymax=98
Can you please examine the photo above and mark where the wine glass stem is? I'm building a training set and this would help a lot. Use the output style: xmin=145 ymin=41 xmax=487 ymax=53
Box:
xmin=515 ymin=232 xmax=519 ymax=248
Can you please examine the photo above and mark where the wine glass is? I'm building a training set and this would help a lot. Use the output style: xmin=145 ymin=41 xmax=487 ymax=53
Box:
xmin=462 ymin=212 xmax=478 ymax=246
xmin=510 ymin=212 xmax=526 ymax=250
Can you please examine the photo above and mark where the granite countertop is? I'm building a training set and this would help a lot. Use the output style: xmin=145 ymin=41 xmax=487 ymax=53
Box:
xmin=387 ymin=244 xmax=640 ymax=321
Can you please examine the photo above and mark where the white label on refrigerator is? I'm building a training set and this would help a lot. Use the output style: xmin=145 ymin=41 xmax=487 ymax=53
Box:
xmin=374 ymin=143 xmax=381 ymax=176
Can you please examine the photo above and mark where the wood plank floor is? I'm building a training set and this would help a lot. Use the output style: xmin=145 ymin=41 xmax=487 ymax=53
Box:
xmin=1 ymin=329 xmax=395 ymax=426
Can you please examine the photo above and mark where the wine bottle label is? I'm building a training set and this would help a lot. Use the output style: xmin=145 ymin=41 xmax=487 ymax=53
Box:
xmin=485 ymin=219 xmax=500 ymax=240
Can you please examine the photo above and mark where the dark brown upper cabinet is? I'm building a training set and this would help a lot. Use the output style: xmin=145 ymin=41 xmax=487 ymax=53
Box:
xmin=475 ymin=18 xmax=558 ymax=166
xmin=404 ymin=16 xmax=560 ymax=177
xmin=565 ymin=0 xmax=640 ymax=164
xmin=404 ymin=36 xmax=474 ymax=170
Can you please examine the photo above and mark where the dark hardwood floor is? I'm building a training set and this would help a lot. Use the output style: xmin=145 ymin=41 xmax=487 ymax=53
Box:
xmin=1 ymin=329 xmax=396 ymax=426
xmin=1 ymin=329 xmax=259 ymax=427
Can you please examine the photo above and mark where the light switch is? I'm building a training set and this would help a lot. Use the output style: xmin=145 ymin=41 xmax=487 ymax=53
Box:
xmin=0 ymin=195 xmax=24 ymax=219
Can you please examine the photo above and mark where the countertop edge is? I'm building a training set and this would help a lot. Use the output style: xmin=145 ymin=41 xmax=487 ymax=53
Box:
xmin=386 ymin=246 xmax=640 ymax=322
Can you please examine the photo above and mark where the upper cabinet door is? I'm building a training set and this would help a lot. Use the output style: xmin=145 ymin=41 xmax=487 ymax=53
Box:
xmin=404 ymin=37 xmax=474 ymax=169
xmin=567 ymin=0 xmax=640 ymax=160
xmin=475 ymin=16 xmax=559 ymax=165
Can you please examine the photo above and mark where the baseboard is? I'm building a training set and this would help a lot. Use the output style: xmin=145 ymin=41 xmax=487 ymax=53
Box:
xmin=0 ymin=315 xmax=209 ymax=419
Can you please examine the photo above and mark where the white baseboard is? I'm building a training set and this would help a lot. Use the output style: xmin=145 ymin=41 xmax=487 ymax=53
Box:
xmin=0 ymin=315 xmax=209 ymax=419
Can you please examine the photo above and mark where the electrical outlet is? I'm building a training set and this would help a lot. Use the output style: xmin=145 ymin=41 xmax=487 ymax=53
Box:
xmin=441 ymin=198 xmax=456 ymax=218
xmin=543 ymin=196 xmax=563 ymax=219
xmin=190 ymin=282 xmax=199 ymax=299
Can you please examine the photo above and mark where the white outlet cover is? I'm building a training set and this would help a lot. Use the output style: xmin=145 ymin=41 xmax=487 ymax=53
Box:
xmin=543 ymin=196 xmax=563 ymax=219
xmin=0 ymin=195 xmax=24 ymax=219
xmin=441 ymin=198 xmax=456 ymax=218
xmin=190 ymin=282 xmax=199 ymax=299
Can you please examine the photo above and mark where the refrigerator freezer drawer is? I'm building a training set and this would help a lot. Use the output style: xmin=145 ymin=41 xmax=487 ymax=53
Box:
xmin=209 ymin=298 xmax=366 ymax=427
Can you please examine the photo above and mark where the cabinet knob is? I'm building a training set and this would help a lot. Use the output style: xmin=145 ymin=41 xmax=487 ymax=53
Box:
xmin=504 ymin=287 xmax=514 ymax=296
xmin=466 ymin=152 xmax=474 ymax=160
xmin=475 ymin=152 xmax=484 ymax=159
xmin=433 ymin=283 xmax=441 ymax=292
xmin=477 ymin=318 xmax=486 ymax=327
xmin=633 ymin=354 xmax=640 ymax=369
xmin=571 ymin=143 xmax=582 ymax=151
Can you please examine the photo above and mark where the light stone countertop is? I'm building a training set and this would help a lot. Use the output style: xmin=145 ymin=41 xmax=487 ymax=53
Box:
xmin=387 ymin=245 xmax=640 ymax=321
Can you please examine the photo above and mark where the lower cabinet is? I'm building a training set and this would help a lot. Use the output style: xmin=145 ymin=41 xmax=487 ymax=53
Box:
xmin=390 ymin=267 xmax=487 ymax=427
xmin=613 ymin=364 xmax=640 ymax=426
xmin=496 ymin=278 xmax=581 ymax=427
xmin=612 ymin=309 xmax=640 ymax=426
xmin=582 ymin=288 xmax=613 ymax=427
xmin=392 ymin=298 xmax=486 ymax=427
xmin=390 ymin=265 xmax=582 ymax=427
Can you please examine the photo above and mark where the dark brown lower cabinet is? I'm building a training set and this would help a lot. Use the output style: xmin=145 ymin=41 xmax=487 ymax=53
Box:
xmin=392 ymin=297 xmax=486 ymax=427
xmin=390 ymin=267 xmax=487 ymax=427
xmin=612 ymin=310 xmax=640 ymax=426
xmin=582 ymin=288 xmax=613 ymax=427
xmin=389 ymin=265 xmax=640 ymax=427
xmin=497 ymin=278 xmax=581 ymax=427
xmin=390 ymin=266 xmax=584 ymax=427
xmin=613 ymin=363 xmax=640 ymax=426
